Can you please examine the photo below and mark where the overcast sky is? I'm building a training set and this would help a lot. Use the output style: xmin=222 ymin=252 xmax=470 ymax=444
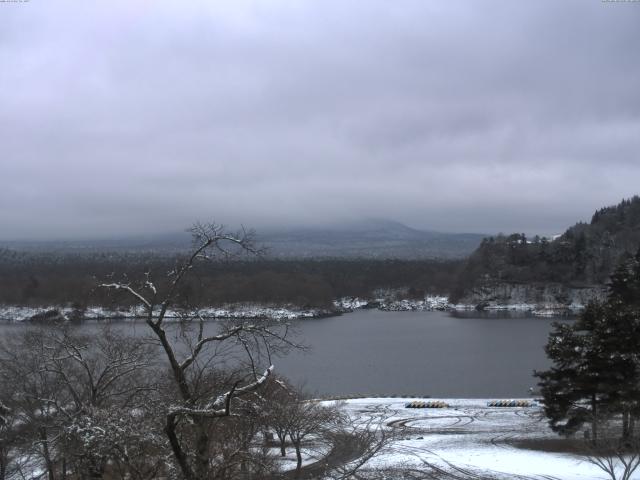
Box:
xmin=1 ymin=0 xmax=639 ymax=240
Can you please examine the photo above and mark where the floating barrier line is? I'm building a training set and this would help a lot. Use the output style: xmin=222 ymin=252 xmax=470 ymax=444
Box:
xmin=405 ymin=400 xmax=450 ymax=409
xmin=487 ymin=400 xmax=534 ymax=407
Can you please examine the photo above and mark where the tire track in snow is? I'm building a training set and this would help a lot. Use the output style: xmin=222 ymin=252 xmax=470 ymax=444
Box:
xmin=388 ymin=414 xmax=476 ymax=431
xmin=386 ymin=405 xmax=558 ymax=479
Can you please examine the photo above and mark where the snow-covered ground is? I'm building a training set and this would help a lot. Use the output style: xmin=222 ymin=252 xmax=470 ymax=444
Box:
xmin=271 ymin=443 xmax=331 ymax=472
xmin=336 ymin=296 xmax=582 ymax=316
xmin=0 ymin=304 xmax=333 ymax=322
xmin=328 ymin=398 xmax=639 ymax=480
xmin=0 ymin=294 xmax=581 ymax=322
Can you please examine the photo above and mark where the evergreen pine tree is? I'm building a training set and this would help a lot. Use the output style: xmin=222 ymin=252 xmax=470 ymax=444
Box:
xmin=536 ymin=247 xmax=640 ymax=443
xmin=536 ymin=303 xmax=612 ymax=442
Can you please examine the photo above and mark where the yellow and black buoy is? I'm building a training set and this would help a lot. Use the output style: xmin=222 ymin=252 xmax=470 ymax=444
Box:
xmin=487 ymin=399 xmax=532 ymax=408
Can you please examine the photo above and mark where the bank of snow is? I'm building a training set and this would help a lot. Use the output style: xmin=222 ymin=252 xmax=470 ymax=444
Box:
xmin=335 ymin=295 xmax=583 ymax=317
xmin=0 ymin=304 xmax=334 ymax=322
xmin=334 ymin=296 xmax=449 ymax=312
xmin=0 ymin=291 xmax=588 ymax=322
xmin=331 ymin=397 xmax=638 ymax=480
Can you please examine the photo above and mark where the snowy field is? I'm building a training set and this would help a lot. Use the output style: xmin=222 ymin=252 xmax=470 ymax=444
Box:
xmin=330 ymin=398 xmax=640 ymax=480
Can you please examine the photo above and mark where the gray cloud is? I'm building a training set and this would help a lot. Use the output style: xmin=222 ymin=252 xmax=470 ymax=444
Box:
xmin=1 ymin=0 xmax=639 ymax=240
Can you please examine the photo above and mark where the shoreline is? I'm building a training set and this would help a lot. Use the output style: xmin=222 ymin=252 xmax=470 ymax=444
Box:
xmin=0 ymin=296 xmax=583 ymax=322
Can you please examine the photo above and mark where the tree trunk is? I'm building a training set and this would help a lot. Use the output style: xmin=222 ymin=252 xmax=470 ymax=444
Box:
xmin=195 ymin=425 xmax=210 ymax=479
xmin=87 ymin=461 xmax=105 ymax=480
xmin=165 ymin=414 xmax=197 ymax=480
xmin=623 ymin=410 xmax=630 ymax=440
xmin=278 ymin=433 xmax=287 ymax=457
xmin=591 ymin=394 xmax=598 ymax=444
xmin=291 ymin=436 xmax=302 ymax=477
xmin=39 ymin=426 xmax=55 ymax=480
xmin=0 ymin=447 xmax=7 ymax=480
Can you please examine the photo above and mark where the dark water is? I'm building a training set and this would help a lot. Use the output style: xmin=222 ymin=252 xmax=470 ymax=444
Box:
xmin=279 ymin=309 xmax=562 ymax=398
xmin=1 ymin=309 xmax=563 ymax=398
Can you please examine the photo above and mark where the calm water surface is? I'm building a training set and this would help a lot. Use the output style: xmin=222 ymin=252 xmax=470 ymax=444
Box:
xmin=0 ymin=309 xmax=564 ymax=398
xmin=280 ymin=309 xmax=562 ymax=398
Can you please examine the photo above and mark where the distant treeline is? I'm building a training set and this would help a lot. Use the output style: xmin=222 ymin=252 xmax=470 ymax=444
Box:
xmin=5 ymin=197 xmax=640 ymax=309
xmin=0 ymin=249 xmax=463 ymax=308
xmin=451 ymin=196 xmax=640 ymax=301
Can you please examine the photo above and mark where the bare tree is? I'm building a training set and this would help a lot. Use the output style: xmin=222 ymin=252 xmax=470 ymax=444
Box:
xmin=328 ymin=405 xmax=402 ymax=480
xmin=260 ymin=383 xmax=402 ymax=479
xmin=0 ymin=327 xmax=161 ymax=480
xmin=260 ymin=375 xmax=298 ymax=458
xmin=0 ymin=400 xmax=19 ymax=480
xmin=586 ymin=425 xmax=640 ymax=480
xmin=0 ymin=329 xmax=68 ymax=480
xmin=206 ymin=399 xmax=278 ymax=480
xmin=101 ymin=222 xmax=299 ymax=480
xmin=1 ymin=222 xmax=396 ymax=479
xmin=286 ymin=399 xmax=339 ymax=477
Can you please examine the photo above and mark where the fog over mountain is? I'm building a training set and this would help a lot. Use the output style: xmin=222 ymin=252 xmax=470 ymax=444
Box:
xmin=1 ymin=1 xmax=639 ymax=240
xmin=1 ymin=219 xmax=485 ymax=259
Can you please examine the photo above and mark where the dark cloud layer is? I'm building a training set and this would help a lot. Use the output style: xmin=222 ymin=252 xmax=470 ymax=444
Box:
xmin=1 ymin=0 xmax=639 ymax=240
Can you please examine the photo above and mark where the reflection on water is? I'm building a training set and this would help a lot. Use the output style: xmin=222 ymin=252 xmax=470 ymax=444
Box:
xmin=450 ymin=309 xmax=577 ymax=320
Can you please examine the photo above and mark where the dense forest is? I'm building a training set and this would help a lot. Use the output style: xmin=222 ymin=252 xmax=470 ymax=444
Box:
xmin=451 ymin=196 xmax=640 ymax=301
xmin=0 ymin=250 xmax=462 ymax=309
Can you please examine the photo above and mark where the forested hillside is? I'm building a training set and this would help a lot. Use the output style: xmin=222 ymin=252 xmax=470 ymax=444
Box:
xmin=452 ymin=196 xmax=640 ymax=301
xmin=0 ymin=250 xmax=461 ymax=309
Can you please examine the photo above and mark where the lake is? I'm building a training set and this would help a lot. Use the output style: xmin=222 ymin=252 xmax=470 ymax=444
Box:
xmin=280 ymin=309 xmax=562 ymax=398
xmin=0 ymin=309 xmax=564 ymax=398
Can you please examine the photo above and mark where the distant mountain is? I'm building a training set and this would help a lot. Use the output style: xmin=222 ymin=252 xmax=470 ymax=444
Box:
xmin=258 ymin=220 xmax=485 ymax=259
xmin=452 ymin=196 xmax=640 ymax=302
xmin=1 ymin=220 xmax=486 ymax=259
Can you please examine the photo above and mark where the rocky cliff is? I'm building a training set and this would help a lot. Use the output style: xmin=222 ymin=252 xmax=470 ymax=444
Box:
xmin=455 ymin=281 xmax=608 ymax=313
